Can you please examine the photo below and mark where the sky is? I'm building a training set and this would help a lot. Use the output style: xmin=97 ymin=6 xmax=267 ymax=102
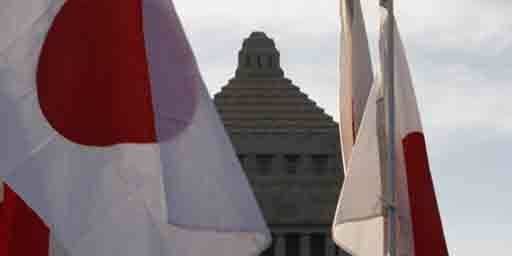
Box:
xmin=174 ymin=0 xmax=512 ymax=255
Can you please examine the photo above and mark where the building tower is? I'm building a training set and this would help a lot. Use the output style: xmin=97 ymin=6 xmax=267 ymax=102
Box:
xmin=214 ymin=32 xmax=349 ymax=256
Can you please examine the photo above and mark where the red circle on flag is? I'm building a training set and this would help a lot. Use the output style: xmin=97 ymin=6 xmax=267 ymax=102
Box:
xmin=37 ymin=0 xmax=197 ymax=146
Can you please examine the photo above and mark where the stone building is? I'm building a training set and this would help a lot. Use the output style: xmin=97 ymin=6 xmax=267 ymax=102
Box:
xmin=214 ymin=32 xmax=349 ymax=256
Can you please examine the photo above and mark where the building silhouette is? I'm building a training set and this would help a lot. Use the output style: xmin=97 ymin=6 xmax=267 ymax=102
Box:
xmin=214 ymin=32 xmax=349 ymax=256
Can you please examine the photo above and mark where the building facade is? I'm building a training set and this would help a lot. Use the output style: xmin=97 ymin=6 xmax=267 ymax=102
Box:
xmin=214 ymin=32 xmax=349 ymax=256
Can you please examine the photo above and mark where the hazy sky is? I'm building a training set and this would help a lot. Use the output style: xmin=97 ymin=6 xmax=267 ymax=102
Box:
xmin=174 ymin=0 xmax=512 ymax=254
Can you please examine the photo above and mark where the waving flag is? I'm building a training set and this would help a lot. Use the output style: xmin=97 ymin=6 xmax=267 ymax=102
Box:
xmin=333 ymin=3 xmax=448 ymax=256
xmin=385 ymin=15 xmax=449 ymax=256
xmin=339 ymin=0 xmax=374 ymax=169
xmin=0 ymin=0 xmax=270 ymax=255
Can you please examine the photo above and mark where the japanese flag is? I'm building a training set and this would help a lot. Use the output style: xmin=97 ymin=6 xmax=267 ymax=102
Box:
xmin=0 ymin=0 xmax=270 ymax=255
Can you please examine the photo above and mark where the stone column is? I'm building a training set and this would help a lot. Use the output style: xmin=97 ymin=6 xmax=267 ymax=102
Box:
xmin=300 ymin=233 xmax=311 ymax=256
xmin=275 ymin=154 xmax=286 ymax=176
xmin=325 ymin=236 xmax=337 ymax=256
xmin=328 ymin=154 xmax=337 ymax=174
xmin=275 ymin=233 xmax=286 ymax=256
xmin=246 ymin=154 xmax=256 ymax=176
xmin=300 ymin=154 xmax=311 ymax=175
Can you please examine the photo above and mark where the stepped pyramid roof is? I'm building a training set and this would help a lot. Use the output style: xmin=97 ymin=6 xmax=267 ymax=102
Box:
xmin=214 ymin=32 xmax=338 ymax=130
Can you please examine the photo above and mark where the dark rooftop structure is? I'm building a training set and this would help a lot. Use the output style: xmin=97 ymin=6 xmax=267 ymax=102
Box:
xmin=214 ymin=32 xmax=349 ymax=256
xmin=216 ymin=32 xmax=338 ymax=131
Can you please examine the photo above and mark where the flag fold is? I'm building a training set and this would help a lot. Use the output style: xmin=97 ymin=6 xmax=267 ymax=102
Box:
xmin=339 ymin=0 xmax=374 ymax=169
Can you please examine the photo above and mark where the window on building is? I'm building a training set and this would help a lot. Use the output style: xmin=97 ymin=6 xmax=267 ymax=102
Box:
xmin=245 ymin=56 xmax=251 ymax=67
xmin=312 ymin=155 xmax=329 ymax=175
xmin=256 ymin=155 xmax=273 ymax=175
xmin=311 ymin=233 xmax=326 ymax=256
xmin=285 ymin=155 xmax=300 ymax=174
xmin=268 ymin=56 xmax=273 ymax=68
xmin=285 ymin=233 xmax=300 ymax=256
xmin=237 ymin=154 xmax=247 ymax=170
xmin=257 ymin=55 xmax=263 ymax=68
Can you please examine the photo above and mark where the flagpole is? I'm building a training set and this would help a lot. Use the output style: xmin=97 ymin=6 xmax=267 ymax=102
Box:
xmin=383 ymin=0 xmax=397 ymax=256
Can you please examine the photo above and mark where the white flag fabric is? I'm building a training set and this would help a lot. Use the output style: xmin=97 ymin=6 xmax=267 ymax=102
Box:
xmin=339 ymin=0 xmax=374 ymax=169
xmin=333 ymin=80 xmax=386 ymax=256
xmin=333 ymin=5 xmax=448 ymax=256
xmin=0 ymin=0 xmax=270 ymax=255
